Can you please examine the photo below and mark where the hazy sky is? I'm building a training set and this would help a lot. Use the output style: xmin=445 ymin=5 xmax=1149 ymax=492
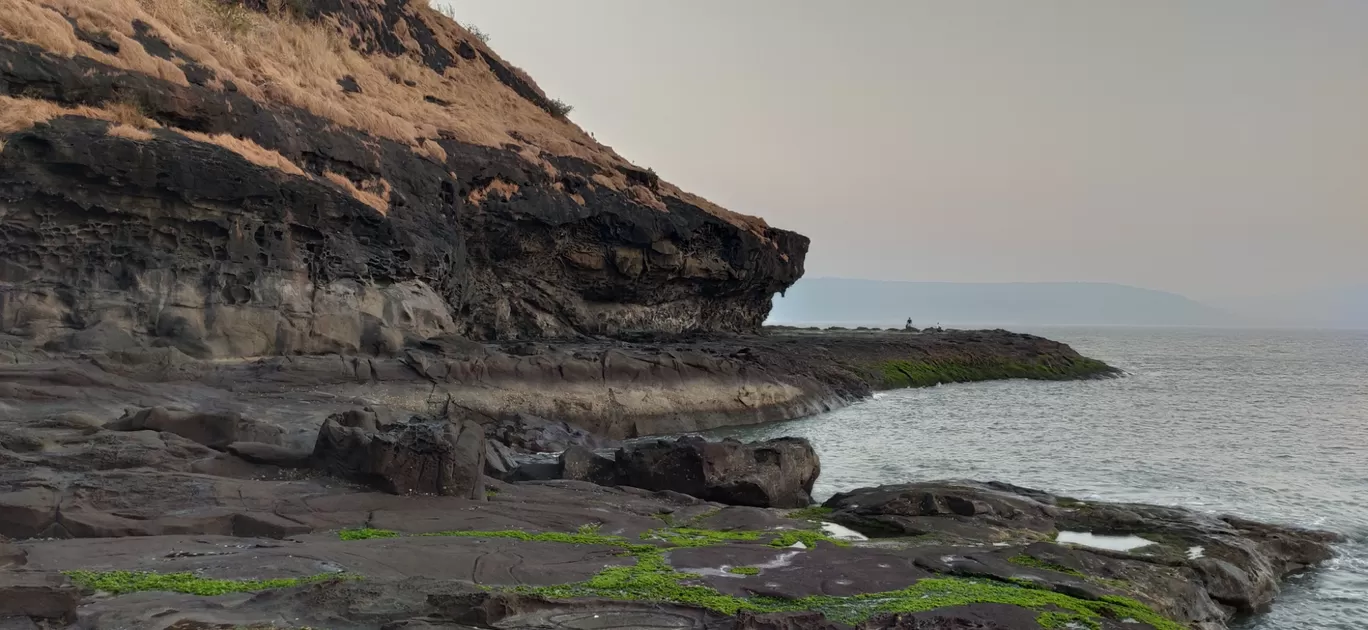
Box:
xmin=449 ymin=1 xmax=1367 ymax=299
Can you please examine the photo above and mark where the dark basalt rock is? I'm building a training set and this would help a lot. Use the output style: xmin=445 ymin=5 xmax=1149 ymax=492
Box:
xmin=225 ymin=441 xmax=312 ymax=468
xmin=484 ymin=414 xmax=612 ymax=453
xmin=0 ymin=543 xmax=26 ymax=568
xmin=615 ymin=436 xmax=820 ymax=508
xmin=504 ymin=459 xmax=563 ymax=483
xmin=483 ymin=438 xmax=520 ymax=478
xmin=311 ymin=411 xmax=487 ymax=498
xmin=825 ymin=480 xmax=1343 ymax=620
xmin=734 ymin=611 xmax=847 ymax=630
xmin=0 ymin=572 xmax=78 ymax=622
xmin=0 ymin=18 xmax=807 ymax=356
xmin=558 ymin=445 xmax=618 ymax=486
xmin=105 ymin=406 xmax=285 ymax=450
xmin=864 ymin=604 xmax=1089 ymax=629
xmin=822 ymin=481 xmax=1059 ymax=537
xmin=337 ymin=74 xmax=362 ymax=93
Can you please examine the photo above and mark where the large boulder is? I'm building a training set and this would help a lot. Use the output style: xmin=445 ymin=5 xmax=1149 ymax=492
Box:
xmin=822 ymin=480 xmax=1059 ymax=537
xmin=312 ymin=412 xmax=487 ymax=499
xmin=0 ymin=572 xmax=78 ymax=622
xmin=559 ymin=445 xmax=618 ymax=486
xmin=105 ymin=406 xmax=284 ymax=449
xmin=823 ymin=480 xmax=1343 ymax=618
xmin=226 ymin=441 xmax=313 ymax=468
xmin=483 ymin=438 xmax=520 ymax=479
xmin=614 ymin=437 xmax=819 ymax=508
xmin=0 ymin=488 xmax=60 ymax=539
xmin=484 ymin=414 xmax=612 ymax=453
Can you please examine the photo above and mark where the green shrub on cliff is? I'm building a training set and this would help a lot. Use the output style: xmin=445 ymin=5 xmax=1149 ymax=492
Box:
xmin=546 ymin=98 xmax=574 ymax=117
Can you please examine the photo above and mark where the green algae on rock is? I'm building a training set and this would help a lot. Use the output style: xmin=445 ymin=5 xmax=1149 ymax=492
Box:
xmin=337 ymin=525 xmax=849 ymax=551
xmin=63 ymin=570 xmax=348 ymax=596
xmin=1008 ymin=554 xmax=1086 ymax=577
xmin=768 ymin=529 xmax=849 ymax=548
xmin=640 ymin=527 xmax=763 ymax=548
xmin=337 ymin=527 xmax=401 ymax=541
xmin=785 ymin=506 xmax=835 ymax=521
xmin=336 ymin=527 xmax=643 ymax=548
xmin=342 ymin=526 xmax=1183 ymax=628
xmin=876 ymin=356 xmax=1116 ymax=389
xmin=518 ymin=550 xmax=1183 ymax=629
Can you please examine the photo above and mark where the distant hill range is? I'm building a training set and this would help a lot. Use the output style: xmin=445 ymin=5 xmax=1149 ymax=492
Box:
xmin=768 ymin=278 xmax=1231 ymax=328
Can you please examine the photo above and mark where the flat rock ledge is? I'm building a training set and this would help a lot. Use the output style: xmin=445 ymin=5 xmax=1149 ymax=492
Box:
xmin=1 ymin=328 xmax=1118 ymax=440
xmin=0 ymin=332 xmax=1326 ymax=630
xmin=0 ymin=413 xmax=1341 ymax=630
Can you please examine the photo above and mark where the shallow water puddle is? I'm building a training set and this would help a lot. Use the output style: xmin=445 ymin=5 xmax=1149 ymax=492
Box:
xmin=1056 ymin=530 xmax=1155 ymax=552
xmin=820 ymin=522 xmax=869 ymax=541
xmin=682 ymin=550 xmax=802 ymax=578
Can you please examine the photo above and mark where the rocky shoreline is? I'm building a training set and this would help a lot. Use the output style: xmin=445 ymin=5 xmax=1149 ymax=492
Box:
xmin=0 ymin=398 xmax=1341 ymax=629
xmin=1 ymin=327 xmax=1116 ymax=440
xmin=0 ymin=0 xmax=1339 ymax=627
xmin=0 ymin=336 xmax=1339 ymax=630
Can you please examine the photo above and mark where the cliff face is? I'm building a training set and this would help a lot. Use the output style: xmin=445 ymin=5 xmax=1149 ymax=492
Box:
xmin=0 ymin=0 xmax=807 ymax=358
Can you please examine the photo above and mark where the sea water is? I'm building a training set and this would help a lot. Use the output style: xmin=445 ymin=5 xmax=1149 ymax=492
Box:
xmin=711 ymin=327 xmax=1368 ymax=629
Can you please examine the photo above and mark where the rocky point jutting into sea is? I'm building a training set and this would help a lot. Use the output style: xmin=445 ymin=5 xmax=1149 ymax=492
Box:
xmin=0 ymin=0 xmax=1341 ymax=628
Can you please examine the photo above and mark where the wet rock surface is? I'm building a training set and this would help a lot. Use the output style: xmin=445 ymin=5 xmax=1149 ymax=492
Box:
xmin=104 ymin=406 xmax=285 ymax=450
xmin=0 ymin=380 xmax=1341 ymax=630
xmin=0 ymin=0 xmax=1315 ymax=626
xmin=616 ymin=436 xmax=821 ymax=508
xmin=0 ymin=328 xmax=1114 ymax=440
xmin=558 ymin=445 xmax=619 ymax=486
xmin=0 ymin=571 xmax=78 ymax=621
xmin=824 ymin=481 xmax=1343 ymax=624
xmin=312 ymin=411 xmax=487 ymax=498
xmin=483 ymin=414 xmax=612 ymax=453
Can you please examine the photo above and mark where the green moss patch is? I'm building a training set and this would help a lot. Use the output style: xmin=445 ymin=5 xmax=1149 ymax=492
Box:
xmin=1008 ymin=555 xmax=1132 ymax=592
xmin=785 ymin=506 xmax=834 ymax=521
xmin=63 ymin=570 xmax=346 ymax=596
xmin=638 ymin=526 xmax=846 ymax=550
xmin=337 ymin=527 xmax=400 ymax=541
xmin=340 ymin=525 xmax=848 ymax=552
xmin=768 ymin=529 xmax=848 ymax=548
xmin=1008 ymin=554 xmax=1085 ymax=577
xmin=641 ymin=527 xmax=762 ymax=547
xmin=875 ymin=357 xmax=1114 ymax=389
xmin=515 ymin=549 xmax=1181 ymax=629
xmin=420 ymin=528 xmax=643 ymax=548
xmin=337 ymin=527 xmax=640 ymax=548
xmin=332 ymin=526 xmax=1178 ymax=628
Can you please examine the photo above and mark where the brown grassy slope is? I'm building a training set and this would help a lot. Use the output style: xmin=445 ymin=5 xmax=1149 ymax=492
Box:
xmin=0 ymin=0 xmax=769 ymax=233
xmin=0 ymin=94 xmax=312 ymax=178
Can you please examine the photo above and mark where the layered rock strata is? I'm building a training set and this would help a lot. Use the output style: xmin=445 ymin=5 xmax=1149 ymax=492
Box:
xmin=0 ymin=0 xmax=805 ymax=356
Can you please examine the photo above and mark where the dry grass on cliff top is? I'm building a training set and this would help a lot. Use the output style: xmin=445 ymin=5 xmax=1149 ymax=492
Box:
xmin=0 ymin=0 xmax=769 ymax=234
xmin=2 ymin=95 xmax=399 ymax=212
xmin=0 ymin=95 xmax=312 ymax=179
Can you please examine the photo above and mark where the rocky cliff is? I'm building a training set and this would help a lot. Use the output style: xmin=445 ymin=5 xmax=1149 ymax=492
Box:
xmin=0 ymin=0 xmax=806 ymax=358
